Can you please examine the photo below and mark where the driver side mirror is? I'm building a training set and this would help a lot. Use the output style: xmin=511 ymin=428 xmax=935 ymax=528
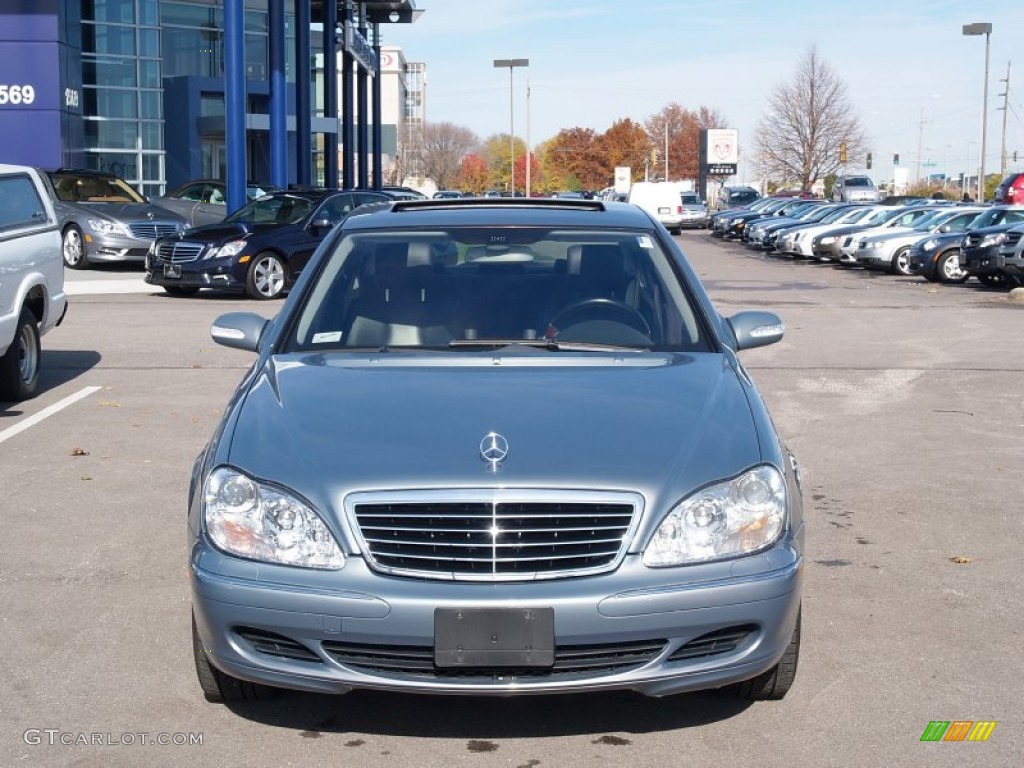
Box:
xmin=310 ymin=218 xmax=335 ymax=233
xmin=726 ymin=311 xmax=784 ymax=351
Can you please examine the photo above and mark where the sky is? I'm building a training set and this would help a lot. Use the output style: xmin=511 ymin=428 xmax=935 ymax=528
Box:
xmin=383 ymin=0 xmax=1024 ymax=185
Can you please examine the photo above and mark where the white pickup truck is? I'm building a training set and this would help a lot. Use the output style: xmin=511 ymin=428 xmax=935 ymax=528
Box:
xmin=0 ymin=164 xmax=68 ymax=401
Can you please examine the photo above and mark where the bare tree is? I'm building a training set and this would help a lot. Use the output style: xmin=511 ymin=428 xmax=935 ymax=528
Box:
xmin=754 ymin=46 xmax=867 ymax=190
xmin=405 ymin=122 xmax=479 ymax=190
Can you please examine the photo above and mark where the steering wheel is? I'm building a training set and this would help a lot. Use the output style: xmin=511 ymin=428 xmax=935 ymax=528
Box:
xmin=545 ymin=298 xmax=652 ymax=341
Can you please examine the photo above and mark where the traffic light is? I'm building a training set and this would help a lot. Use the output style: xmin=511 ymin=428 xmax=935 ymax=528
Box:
xmin=839 ymin=141 xmax=847 ymax=164
xmin=894 ymin=153 xmax=900 ymax=166
xmin=866 ymin=152 xmax=873 ymax=169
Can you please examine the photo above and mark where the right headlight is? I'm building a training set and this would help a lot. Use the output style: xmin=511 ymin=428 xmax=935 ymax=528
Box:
xmin=207 ymin=239 xmax=248 ymax=259
xmin=643 ymin=466 xmax=786 ymax=567
xmin=203 ymin=466 xmax=345 ymax=570
xmin=920 ymin=238 xmax=940 ymax=252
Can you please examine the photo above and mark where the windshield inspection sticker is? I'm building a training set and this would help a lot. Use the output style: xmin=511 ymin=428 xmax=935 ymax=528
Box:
xmin=637 ymin=235 xmax=655 ymax=249
xmin=312 ymin=331 xmax=342 ymax=344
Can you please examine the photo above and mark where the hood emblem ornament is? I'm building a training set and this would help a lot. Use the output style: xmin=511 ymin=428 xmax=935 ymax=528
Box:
xmin=480 ymin=432 xmax=509 ymax=471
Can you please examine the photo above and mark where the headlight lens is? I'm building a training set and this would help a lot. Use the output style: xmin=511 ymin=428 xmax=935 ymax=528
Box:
xmin=979 ymin=233 xmax=1007 ymax=247
xmin=643 ymin=465 xmax=786 ymax=567
xmin=87 ymin=218 xmax=128 ymax=236
xmin=819 ymin=236 xmax=836 ymax=245
xmin=203 ymin=467 xmax=345 ymax=569
xmin=920 ymin=238 xmax=939 ymax=252
xmin=208 ymin=239 xmax=248 ymax=259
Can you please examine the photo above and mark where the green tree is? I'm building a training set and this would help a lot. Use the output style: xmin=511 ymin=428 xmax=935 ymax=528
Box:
xmin=483 ymin=134 xmax=528 ymax=193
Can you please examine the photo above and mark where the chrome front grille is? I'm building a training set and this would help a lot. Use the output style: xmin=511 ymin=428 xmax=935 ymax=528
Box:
xmin=155 ymin=240 xmax=205 ymax=263
xmin=349 ymin=491 xmax=642 ymax=581
xmin=128 ymin=221 xmax=181 ymax=239
xmin=1004 ymin=232 xmax=1022 ymax=247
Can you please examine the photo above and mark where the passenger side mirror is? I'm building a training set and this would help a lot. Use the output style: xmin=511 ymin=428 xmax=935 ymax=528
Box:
xmin=726 ymin=311 xmax=784 ymax=351
xmin=211 ymin=312 xmax=269 ymax=352
xmin=310 ymin=218 xmax=335 ymax=233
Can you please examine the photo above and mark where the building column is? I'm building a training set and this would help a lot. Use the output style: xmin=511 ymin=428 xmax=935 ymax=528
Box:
xmin=295 ymin=0 xmax=312 ymax=185
xmin=224 ymin=0 xmax=246 ymax=211
xmin=323 ymin=0 xmax=339 ymax=187
xmin=341 ymin=0 xmax=355 ymax=188
xmin=357 ymin=6 xmax=370 ymax=188
xmin=371 ymin=22 xmax=382 ymax=190
xmin=268 ymin=0 xmax=287 ymax=188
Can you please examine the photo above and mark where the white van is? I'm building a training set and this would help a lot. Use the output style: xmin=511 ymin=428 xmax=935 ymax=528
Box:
xmin=628 ymin=182 xmax=684 ymax=234
xmin=0 ymin=164 xmax=67 ymax=401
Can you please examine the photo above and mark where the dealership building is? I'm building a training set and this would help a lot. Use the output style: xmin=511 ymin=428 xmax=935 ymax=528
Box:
xmin=0 ymin=0 xmax=424 ymax=199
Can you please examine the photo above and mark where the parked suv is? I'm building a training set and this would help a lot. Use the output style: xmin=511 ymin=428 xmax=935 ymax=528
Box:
xmin=715 ymin=185 xmax=760 ymax=211
xmin=832 ymin=175 xmax=880 ymax=203
xmin=0 ymin=165 xmax=67 ymax=401
xmin=993 ymin=172 xmax=1024 ymax=205
xmin=959 ymin=206 xmax=1024 ymax=287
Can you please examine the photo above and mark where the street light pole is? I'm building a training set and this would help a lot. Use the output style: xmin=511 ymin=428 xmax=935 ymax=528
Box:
xmin=493 ymin=58 xmax=529 ymax=195
xmin=962 ymin=22 xmax=992 ymax=200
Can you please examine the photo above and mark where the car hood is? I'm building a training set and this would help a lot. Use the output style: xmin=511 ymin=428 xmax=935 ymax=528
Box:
xmin=224 ymin=352 xmax=763 ymax=539
xmin=65 ymin=201 xmax=185 ymax=223
xmin=179 ymin=221 xmax=286 ymax=241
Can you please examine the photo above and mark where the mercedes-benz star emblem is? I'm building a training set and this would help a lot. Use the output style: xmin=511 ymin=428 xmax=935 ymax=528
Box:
xmin=479 ymin=432 xmax=509 ymax=470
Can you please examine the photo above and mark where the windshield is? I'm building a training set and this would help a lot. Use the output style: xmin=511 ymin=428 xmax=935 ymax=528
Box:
xmin=844 ymin=177 xmax=873 ymax=188
xmin=971 ymin=208 xmax=1024 ymax=229
xmin=290 ymin=228 xmax=710 ymax=353
xmin=50 ymin=172 xmax=144 ymax=203
xmin=224 ymin=194 xmax=315 ymax=225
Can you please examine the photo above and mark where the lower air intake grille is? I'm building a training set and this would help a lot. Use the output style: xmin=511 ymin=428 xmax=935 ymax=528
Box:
xmin=667 ymin=625 xmax=758 ymax=662
xmin=321 ymin=638 xmax=666 ymax=679
xmin=234 ymin=627 xmax=322 ymax=663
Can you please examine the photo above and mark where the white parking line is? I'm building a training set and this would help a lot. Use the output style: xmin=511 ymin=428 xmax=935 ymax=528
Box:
xmin=65 ymin=279 xmax=154 ymax=295
xmin=0 ymin=386 xmax=103 ymax=445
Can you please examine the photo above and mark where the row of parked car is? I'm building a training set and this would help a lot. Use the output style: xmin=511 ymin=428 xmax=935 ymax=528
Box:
xmin=707 ymin=192 xmax=1024 ymax=288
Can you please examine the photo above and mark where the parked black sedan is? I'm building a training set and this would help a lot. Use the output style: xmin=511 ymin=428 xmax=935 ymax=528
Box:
xmin=145 ymin=188 xmax=391 ymax=299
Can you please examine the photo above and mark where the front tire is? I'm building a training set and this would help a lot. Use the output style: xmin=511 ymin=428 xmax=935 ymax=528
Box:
xmin=245 ymin=252 xmax=287 ymax=300
xmin=192 ymin=614 xmax=276 ymax=703
xmin=62 ymin=225 xmax=88 ymax=269
xmin=890 ymin=247 xmax=913 ymax=276
xmin=0 ymin=307 xmax=41 ymax=402
xmin=735 ymin=607 xmax=801 ymax=701
xmin=936 ymin=250 xmax=968 ymax=284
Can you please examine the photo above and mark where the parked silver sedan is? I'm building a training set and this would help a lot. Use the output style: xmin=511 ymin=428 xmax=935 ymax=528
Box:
xmin=152 ymin=179 xmax=281 ymax=228
xmin=44 ymin=169 xmax=185 ymax=269
xmin=190 ymin=197 xmax=804 ymax=706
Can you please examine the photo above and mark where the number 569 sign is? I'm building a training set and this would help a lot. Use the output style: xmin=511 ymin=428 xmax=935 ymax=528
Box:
xmin=0 ymin=85 xmax=37 ymax=105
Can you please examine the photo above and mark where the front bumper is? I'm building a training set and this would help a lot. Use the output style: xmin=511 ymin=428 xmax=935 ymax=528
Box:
xmin=857 ymin=246 xmax=895 ymax=268
xmin=191 ymin=537 xmax=803 ymax=698
xmin=145 ymin=252 xmax=246 ymax=292
xmin=960 ymin=246 xmax=1004 ymax=276
xmin=83 ymin=231 xmax=158 ymax=263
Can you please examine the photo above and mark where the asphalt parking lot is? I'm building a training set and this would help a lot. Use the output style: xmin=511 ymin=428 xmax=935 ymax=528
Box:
xmin=2 ymin=232 xmax=1022 ymax=768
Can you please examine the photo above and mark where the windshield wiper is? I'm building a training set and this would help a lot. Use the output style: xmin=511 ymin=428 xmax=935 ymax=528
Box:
xmin=448 ymin=338 xmax=645 ymax=352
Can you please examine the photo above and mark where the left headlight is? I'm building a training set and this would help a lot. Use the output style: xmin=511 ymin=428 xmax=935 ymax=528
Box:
xmin=203 ymin=466 xmax=345 ymax=569
xmin=87 ymin=218 xmax=129 ymax=236
xmin=979 ymin=232 xmax=1007 ymax=248
xmin=643 ymin=465 xmax=786 ymax=567
xmin=207 ymin=239 xmax=248 ymax=259
xmin=818 ymin=236 xmax=837 ymax=245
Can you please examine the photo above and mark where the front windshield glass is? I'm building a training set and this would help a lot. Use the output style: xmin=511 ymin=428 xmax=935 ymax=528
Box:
xmin=50 ymin=173 xmax=144 ymax=203
xmin=225 ymin=195 xmax=314 ymax=225
xmin=290 ymin=228 xmax=710 ymax=353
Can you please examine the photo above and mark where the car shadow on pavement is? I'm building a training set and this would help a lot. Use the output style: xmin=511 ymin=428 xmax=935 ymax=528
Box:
xmin=1 ymin=350 xmax=102 ymax=415
xmin=225 ymin=688 xmax=753 ymax=738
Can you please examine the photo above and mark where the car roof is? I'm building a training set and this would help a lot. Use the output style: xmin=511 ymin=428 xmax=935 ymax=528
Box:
xmin=341 ymin=198 xmax=655 ymax=230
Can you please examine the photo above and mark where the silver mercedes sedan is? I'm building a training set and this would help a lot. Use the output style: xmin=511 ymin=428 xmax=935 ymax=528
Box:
xmin=189 ymin=197 xmax=804 ymax=705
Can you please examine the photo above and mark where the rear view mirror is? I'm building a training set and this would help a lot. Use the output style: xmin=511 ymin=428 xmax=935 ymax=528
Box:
xmin=727 ymin=311 xmax=784 ymax=351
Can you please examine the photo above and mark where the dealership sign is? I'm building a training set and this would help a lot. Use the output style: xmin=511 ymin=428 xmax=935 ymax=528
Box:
xmin=705 ymin=129 xmax=738 ymax=176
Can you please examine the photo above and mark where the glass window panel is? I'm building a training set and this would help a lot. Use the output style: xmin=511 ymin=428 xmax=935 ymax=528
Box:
xmin=83 ymin=87 xmax=138 ymax=118
xmin=82 ymin=0 xmax=135 ymax=24
xmin=245 ymin=34 xmax=268 ymax=81
xmin=83 ymin=119 xmax=139 ymax=149
xmin=142 ymin=154 xmax=163 ymax=181
xmin=140 ymin=90 xmax=162 ymax=119
xmin=161 ymin=27 xmax=220 ymax=78
xmin=139 ymin=59 xmax=161 ymax=88
xmin=82 ymin=57 xmax=137 ymax=88
xmin=82 ymin=23 xmax=136 ymax=56
xmin=139 ymin=28 xmax=160 ymax=57
xmin=161 ymin=2 xmax=218 ymax=28
xmin=84 ymin=152 xmax=139 ymax=181
xmin=139 ymin=0 xmax=159 ymax=26
xmin=0 ymin=174 xmax=47 ymax=232
xmin=141 ymin=122 xmax=163 ymax=149
xmin=245 ymin=11 xmax=268 ymax=34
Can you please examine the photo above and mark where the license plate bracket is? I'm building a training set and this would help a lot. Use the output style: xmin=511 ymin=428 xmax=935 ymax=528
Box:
xmin=163 ymin=264 xmax=181 ymax=278
xmin=434 ymin=607 xmax=554 ymax=668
